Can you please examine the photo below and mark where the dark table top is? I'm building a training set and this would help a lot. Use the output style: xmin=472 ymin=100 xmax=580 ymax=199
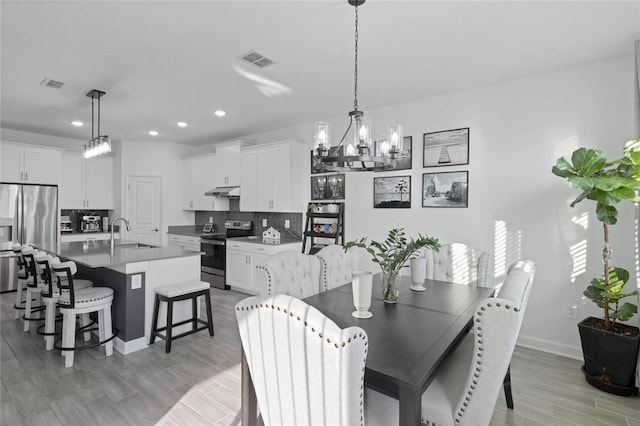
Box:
xmin=303 ymin=276 xmax=494 ymax=397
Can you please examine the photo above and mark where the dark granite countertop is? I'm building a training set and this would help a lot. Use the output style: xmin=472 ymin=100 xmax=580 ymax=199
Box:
xmin=167 ymin=225 xmax=212 ymax=238
xmin=34 ymin=239 xmax=201 ymax=268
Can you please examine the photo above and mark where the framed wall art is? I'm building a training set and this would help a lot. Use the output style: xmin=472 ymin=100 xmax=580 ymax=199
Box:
xmin=311 ymin=175 xmax=327 ymax=200
xmin=373 ymin=136 xmax=413 ymax=171
xmin=373 ymin=175 xmax=411 ymax=208
xmin=422 ymin=171 xmax=468 ymax=208
xmin=423 ymin=127 xmax=469 ymax=167
xmin=326 ymin=174 xmax=345 ymax=200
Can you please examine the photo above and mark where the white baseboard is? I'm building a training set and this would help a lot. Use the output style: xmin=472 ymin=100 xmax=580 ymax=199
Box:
xmin=114 ymin=336 xmax=147 ymax=355
xmin=516 ymin=334 xmax=584 ymax=361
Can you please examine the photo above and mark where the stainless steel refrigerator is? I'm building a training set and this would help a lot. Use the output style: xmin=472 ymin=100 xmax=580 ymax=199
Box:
xmin=0 ymin=183 xmax=58 ymax=292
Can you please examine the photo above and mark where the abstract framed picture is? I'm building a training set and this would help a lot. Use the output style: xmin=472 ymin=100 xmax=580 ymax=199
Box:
xmin=422 ymin=171 xmax=468 ymax=208
xmin=311 ymin=175 xmax=327 ymax=200
xmin=326 ymin=174 xmax=345 ymax=200
xmin=373 ymin=136 xmax=413 ymax=171
xmin=423 ymin=127 xmax=469 ymax=167
xmin=373 ymin=175 xmax=411 ymax=208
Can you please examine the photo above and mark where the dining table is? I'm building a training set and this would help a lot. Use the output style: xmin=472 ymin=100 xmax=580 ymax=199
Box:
xmin=240 ymin=275 xmax=494 ymax=426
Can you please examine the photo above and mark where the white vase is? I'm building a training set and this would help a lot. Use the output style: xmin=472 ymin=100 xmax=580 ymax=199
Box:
xmin=410 ymin=256 xmax=427 ymax=292
xmin=351 ymin=270 xmax=373 ymax=318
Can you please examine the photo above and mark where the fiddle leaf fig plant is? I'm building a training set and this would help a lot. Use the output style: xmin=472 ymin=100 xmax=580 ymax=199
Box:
xmin=552 ymin=139 xmax=640 ymax=331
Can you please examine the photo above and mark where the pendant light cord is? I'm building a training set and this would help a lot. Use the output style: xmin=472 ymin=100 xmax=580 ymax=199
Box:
xmin=353 ymin=3 xmax=359 ymax=112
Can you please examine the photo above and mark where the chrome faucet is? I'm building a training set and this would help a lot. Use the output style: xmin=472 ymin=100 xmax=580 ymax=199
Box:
xmin=110 ymin=217 xmax=132 ymax=249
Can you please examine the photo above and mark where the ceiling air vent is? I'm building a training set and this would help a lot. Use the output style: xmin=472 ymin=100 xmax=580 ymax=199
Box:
xmin=241 ymin=50 xmax=276 ymax=68
xmin=40 ymin=78 xmax=65 ymax=89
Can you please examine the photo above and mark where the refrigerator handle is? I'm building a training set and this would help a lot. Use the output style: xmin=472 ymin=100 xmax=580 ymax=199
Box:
xmin=17 ymin=186 xmax=23 ymax=243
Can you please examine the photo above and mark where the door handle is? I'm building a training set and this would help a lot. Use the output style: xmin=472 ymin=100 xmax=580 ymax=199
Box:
xmin=25 ymin=172 xmax=28 ymax=181
xmin=151 ymin=228 xmax=159 ymax=232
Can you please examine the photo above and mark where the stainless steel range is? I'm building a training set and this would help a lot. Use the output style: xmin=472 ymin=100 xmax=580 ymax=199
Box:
xmin=200 ymin=220 xmax=252 ymax=290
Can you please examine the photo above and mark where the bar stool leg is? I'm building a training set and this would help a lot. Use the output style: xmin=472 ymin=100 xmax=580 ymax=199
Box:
xmin=205 ymin=291 xmax=214 ymax=337
xmin=103 ymin=303 xmax=113 ymax=357
xmin=44 ymin=298 xmax=57 ymax=350
xmin=80 ymin=313 xmax=92 ymax=341
xmin=62 ymin=311 xmax=76 ymax=367
xmin=14 ymin=280 xmax=25 ymax=320
xmin=150 ymin=294 xmax=160 ymax=345
xmin=165 ymin=299 xmax=173 ymax=353
xmin=192 ymin=296 xmax=198 ymax=330
xmin=23 ymin=288 xmax=34 ymax=332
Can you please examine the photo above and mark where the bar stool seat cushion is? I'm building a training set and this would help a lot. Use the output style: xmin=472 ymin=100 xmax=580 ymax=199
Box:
xmin=156 ymin=280 xmax=210 ymax=298
xmin=58 ymin=287 xmax=113 ymax=308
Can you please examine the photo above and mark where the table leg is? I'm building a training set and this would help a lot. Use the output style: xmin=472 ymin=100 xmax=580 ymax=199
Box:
xmin=399 ymin=386 xmax=421 ymax=426
xmin=241 ymin=349 xmax=258 ymax=426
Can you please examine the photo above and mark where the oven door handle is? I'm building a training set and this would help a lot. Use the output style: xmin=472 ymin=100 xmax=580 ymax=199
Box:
xmin=201 ymin=239 xmax=225 ymax=246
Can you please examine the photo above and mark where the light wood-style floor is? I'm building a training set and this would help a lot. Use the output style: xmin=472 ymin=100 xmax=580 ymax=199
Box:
xmin=1 ymin=287 xmax=639 ymax=425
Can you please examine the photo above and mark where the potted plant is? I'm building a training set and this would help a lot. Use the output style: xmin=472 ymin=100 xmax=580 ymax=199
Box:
xmin=552 ymin=139 xmax=640 ymax=395
xmin=344 ymin=226 xmax=440 ymax=303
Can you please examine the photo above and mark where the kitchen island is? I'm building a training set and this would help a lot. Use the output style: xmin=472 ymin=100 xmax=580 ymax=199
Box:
xmin=35 ymin=239 xmax=202 ymax=354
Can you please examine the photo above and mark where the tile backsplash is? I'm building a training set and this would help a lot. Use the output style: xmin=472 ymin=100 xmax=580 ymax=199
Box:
xmin=194 ymin=210 xmax=303 ymax=239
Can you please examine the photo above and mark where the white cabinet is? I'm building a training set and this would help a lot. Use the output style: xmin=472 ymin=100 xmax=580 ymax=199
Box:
xmin=60 ymin=153 xmax=114 ymax=209
xmin=215 ymin=141 xmax=241 ymax=186
xmin=167 ymin=234 xmax=201 ymax=251
xmin=226 ymin=240 xmax=302 ymax=294
xmin=239 ymin=140 xmax=307 ymax=212
xmin=239 ymin=150 xmax=259 ymax=212
xmin=181 ymin=154 xmax=229 ymax=211
xmin=0 ymin=142 xmax=62 ymax=184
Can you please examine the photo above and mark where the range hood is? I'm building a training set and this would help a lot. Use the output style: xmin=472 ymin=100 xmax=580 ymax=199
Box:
xmin=204 ymin=186 xmax=240 ymax=197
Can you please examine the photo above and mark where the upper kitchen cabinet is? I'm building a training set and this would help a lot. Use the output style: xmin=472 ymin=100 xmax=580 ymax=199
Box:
xmin=0 ymin=142 xmax=62 ymax=184
xmin=240 ymin=140 xmax=307 ymax=213
xmin=214 ymin=141 xmax=241 ymax=186
xmin=60 ymin=153 xmax=114 ymax=209
xmin=181 ymin=154 xmax=229 ymax=211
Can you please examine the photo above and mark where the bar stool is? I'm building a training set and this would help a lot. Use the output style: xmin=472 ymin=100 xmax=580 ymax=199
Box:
xmin=12 ymin=243 xmax=30 ymax=320
xmin=150 ymin=280 xmax=214 ymax=353
xmin=22 ymin=248 xmax=47 ymax=331
xmin=52 ymin=261 xmax=115 ymax=368
xmin=36 ymin=255 xmax=93 ymax=350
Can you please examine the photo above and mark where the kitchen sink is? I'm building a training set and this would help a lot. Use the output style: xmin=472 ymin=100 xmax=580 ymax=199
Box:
xmin=117 ymin=243 xmax=154 ymax=249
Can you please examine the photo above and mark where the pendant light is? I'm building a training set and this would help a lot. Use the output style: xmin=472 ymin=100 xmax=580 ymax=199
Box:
xmin=313 ymin=0 xmax=402 ymax=172
xmin=83 ymin=89 xmax=111 ymax=159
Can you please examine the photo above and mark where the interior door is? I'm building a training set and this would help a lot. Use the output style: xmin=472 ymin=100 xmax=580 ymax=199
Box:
xmin=127 ymin=175 xmax=161 ymax=246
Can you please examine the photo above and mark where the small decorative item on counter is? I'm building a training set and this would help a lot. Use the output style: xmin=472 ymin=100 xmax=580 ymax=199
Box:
xmin=262 ymin=226 xmax=281 ymax=244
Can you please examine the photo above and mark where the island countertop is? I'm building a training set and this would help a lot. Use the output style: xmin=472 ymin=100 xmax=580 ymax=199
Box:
xmin=35 ymin=239 xmax=202 ymax=268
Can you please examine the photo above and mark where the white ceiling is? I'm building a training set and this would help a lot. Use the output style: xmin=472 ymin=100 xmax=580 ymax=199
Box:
xmin=1 ymin=1 xmax=639 ymax=147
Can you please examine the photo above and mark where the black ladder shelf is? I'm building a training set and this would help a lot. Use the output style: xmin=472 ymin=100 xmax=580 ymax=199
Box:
xmin=302 ymin=202 xmax=345 ymax=255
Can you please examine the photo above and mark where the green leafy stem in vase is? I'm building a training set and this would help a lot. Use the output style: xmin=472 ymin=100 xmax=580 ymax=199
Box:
xmin=344 ymin=227 xmax=441 ymax=274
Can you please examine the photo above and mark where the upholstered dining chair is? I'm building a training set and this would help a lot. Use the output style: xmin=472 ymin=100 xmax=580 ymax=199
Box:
xmin=365 ymin=259 xmax=536 ymax=426
xmin=236 ymin=294 xmax=368 ymax=426
xmin=424 ymin=242 xmax=490 ymax=287
xmin=315 ymin=244 xmax=352 ymax=291
xmin=255 ymin=251 xmax=321 ymax=298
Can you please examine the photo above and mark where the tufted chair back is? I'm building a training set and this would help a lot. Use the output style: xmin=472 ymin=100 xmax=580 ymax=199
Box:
xmin=236 ymin=294 xmax=368 ymax=426
xmin=315 ymin=244 xmax=352 ymax=291
xmin=450 ymin=260 xmax=535 ymax=424
xmin=425 ymin=243 xmax=489 ymax=287
xmin=255 ymin=251 xmax=321 ymax=298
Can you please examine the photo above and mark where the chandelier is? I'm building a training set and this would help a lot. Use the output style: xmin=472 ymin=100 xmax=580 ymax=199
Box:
xmin=83 ymin=89 xmax=112 ymax=159
xmin=313 ymin=0 xmax=402 ymax=172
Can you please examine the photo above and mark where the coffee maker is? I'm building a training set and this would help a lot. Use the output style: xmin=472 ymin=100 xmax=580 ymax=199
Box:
xmin=81 ymin=215 xmax=101 ymax=232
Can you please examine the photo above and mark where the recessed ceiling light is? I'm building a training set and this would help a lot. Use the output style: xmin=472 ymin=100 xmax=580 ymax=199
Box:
xmin=177 ymin=121 xmax=188 ymax=128
xmin=213 ymin=110 xmax=226 ymax=117
xmin=148 ymin=130 xmax=159 ymax=136
xmin=70 ymin=121 xmax=84 ymax=127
